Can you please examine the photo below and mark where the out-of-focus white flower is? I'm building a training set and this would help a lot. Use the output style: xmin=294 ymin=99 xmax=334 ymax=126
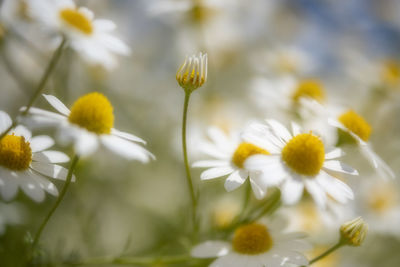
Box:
xmin=329 ymin=109 xmax=395 ymax=180
xmin=192 ymin=127 xmax=278 ymax=199
xmin=0 ymin=0 xmax=33 ymax=25
xmin=28 ymin=0 xmax=130 ymax=70
xmin=244 ymin=120 xmax=358 ymax=208
xmin=192 ymin=217 xmax=311 ymax=266
xmin=176 ymin=52 xmax=207 ymax=92
xmin=340 ymin=217 xmax=368 ymax=246
xmin=0 ymin=111 xmax=72 ymax=202
xmin=27 ymin=93 xmax=154 ymax=162
xmin=0 ymin=202 xmax=25 ymax=235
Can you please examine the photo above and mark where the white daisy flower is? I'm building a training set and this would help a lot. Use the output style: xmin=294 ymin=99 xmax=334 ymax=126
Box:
xmin=328 ymin=109 xmax=395 ymax=180
xmin=244 ymin=120 xmax=358 ymax=208
xmin=193 ymin=127 xmax=280 ymax=200
xmin=192 ymin=217 xmax=311 ymax=267
xmin=28 ymin=0 xmax=130 ymax=70
xmin=0 ymin=111 xmax=73 ymax=202
xmin=26 ymin=93 xmax=154 ymax=162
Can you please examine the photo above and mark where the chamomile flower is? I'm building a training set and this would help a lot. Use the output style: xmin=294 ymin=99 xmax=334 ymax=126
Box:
xmin=328 ymin=109 xmax=395 ymax=180
xmin=0 ymin=111 xmax=73 ymax=202
xmin=27 ymin=93 xmax=154 ymax=162
xmin=193 ymin=127 xmax=279 ymax=199
xmin=28 ymin=0 xmax=130 ymax=70
xmin=192 ymin=217 xmax=311 ymax=267
xmin=244 ymin=120 xmax=358 ymax=208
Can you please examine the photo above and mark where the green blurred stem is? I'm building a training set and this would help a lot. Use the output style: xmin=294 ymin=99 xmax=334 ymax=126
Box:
xmin=181 ymin=91 xmax=198 ymax=238
xmin=31 ymin=155 xmax=79 ymax=249
xmin=238 ymin=179 xmax=251 ymax=220
xmin=303 ymin=242 xmax=343 ymax=266
xmin=0 ymin=37 xmax=66 ymax=141
xmin=68 ymin=255 xmax=192 ymax=266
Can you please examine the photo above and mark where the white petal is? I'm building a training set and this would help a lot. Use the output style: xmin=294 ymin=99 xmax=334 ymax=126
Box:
xmin=249 ymin=175 xmax=267 ymax=200
xmin=325 ymin=148 xmax=344 ymax=159
xmin=291 ymin=122 xmax=302 ymax=136
xmin=19 ymin=172 xmax=45 ymax=202
xmin=207 ymin=127 xmax=231 ymax=150
xmin=42 ymin=94 xmax=70 ymax=116
xmin=192 ymin=160 xmax=228 ymax=168
xmin=323 ymin=160 xmax=358 ymax=175
xmin=360 ymin=144 xmax=395 ymax=179
xmin=200 ymin=142 xmax=230 ymax=159
xmin=101 ymin=135 xmax=154 ymax=162
xmin=74 ymin=130 xmax=99 ymax=157
xmin=33 ymin=151 xmax=70 ymax=163
xmin=27 ymin=107 xmax=67 ymax=121
xmin=111 ymin=128 xmax=146 ymax=144
xmin=316 ymin=172 xmax=353 ymax=203
xmin=27 ymin=170 xmax=58 ymax=196
xmin=224 ymin=170 xmax=247 ymax=192
xmin=93 ymin=19 xmax=116 ymax=31
xmin=30 ymin=162 xmax=76 ymax=182
xmin=200 ymin=167 xmax=234 ymax=180
xmin=11 ymin=125 xmax=31 ymax=140
xmin=305 ymin=180 xmax=327 ymax=208
xmin=275 ymin=240 xmax=312 ymax=251
xmin=30 ymin=136 xmax=54 ymax=152
xmin=191 ymin=241 xmax=230 ymax=258
xmin=210 ymin=254 xmax=251 ymax=267
xmin=245 ymin=155 xmax=287 ymax=185
xmin=274 ymin=250 xmax=309 ymax=265
xmin=266 ymin=119 xmax=292 ymax=142
xmin=281 ymin=178 xmax=304 ymax=205
xmin=0 ymin=111 xmax=12 ymax=132
xmin=0 ymin=170 xmax=18 ymax=201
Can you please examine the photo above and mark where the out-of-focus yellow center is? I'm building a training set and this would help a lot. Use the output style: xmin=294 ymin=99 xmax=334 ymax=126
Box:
xmin=0 ymin=134 xmax=32 ymax=171
xmin=59 ymin=8 xmax=93 ymax=34
xmin=292 ymin=80 xmax=325 ymax=103
xmin=282 ymin=133 xmax=325 ymax=176
xmin=68 ymin=92 xmax=114 ymax=134
xmin=232 ymin=223 xmax=273 ymax=255
xmin=232 ymin=142 xmax=269 ymax=169
xmin=368 ymin=184 xmax=397 ymax=214
xmin=382 ymin=60 xmax=400 ymax=86
xmin=338 ymin=110 xmax=371 ymax=142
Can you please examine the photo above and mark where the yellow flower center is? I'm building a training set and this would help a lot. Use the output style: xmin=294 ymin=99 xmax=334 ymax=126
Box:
xmin=292 ymin=79 xmax=325 ymax=103
xmin=59 ymin=8 xmax=93 ymax=35
xmin=282 ymin=133 xmax=325 ymax=176
xmin=338 ymin=110 xmax=371 ymax=142
xmin=0 ymin=134 xmax=32 ymax=171
xmin=68 ymin=92 xmax=114 ymax=134
xmin=232 ymin=143 xmax=270 ymax=169
xmin=382 ymin=60 xmax=400 ymax=86
xmin=368 ymin=185 xmax=397 ymax=214
xmin=232 ymin=223 xmax=273 ymax=255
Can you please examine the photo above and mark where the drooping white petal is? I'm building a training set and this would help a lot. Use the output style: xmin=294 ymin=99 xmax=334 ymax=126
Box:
xmin=27 ymin=107 xmax=67 ymax=121
xmin=316 ymin=172 xmax=353 ymax=203
xmin=360 ymin=144 xmax=395 ymax=179
xmin=305 ymin=180 xmax=327 ymax=208
xmin=101 ymin=135 xmax=154 ymax=162
xmin=325 ymin=148 xmax=344 ymax=159
xmin=191 ymin=241 xmax=230 ymax=258
xmin=33 ymin=151 xmax=70 ymax=163
xmin=323 ymin=160 xmax=358 ymax=175
xmin=274 ymin=250 xmax=309 ymax=266
xmin=281 ymin=178 xmax=304 ymax=205
xmin=200 ymin=167 xmax=234 ymax=180
xmin=224 ymin=170 xmax=247 ymax=192
xmin=73 ymin=130 xmax=99 ymax=157
xmin=0 ymin=110 xmax=12 ymax=132
xmin=245 ymin=155 xmax=288 ymax=185
xmin=27 ymin=170 xmax=58 ymax=196
xmin=30 ymin=162 xmax=76 ymax=182
xmin=265 ymin=119 xmax=292 ymax=142
xmin=192 ymin=160 xmax=228 ymax=168
xmin=42 ymin=94 xmax=71 ymax=116
xmin=111 ymin=128 xmax=146 ymax=144
xmin=30 ymin=136 xmax=54 ymax=152
xmin=12 ymin=125 xmax=32 ymax=140
xmin=19 ymin=172 xmax=45 ymax=202
xmin=0 ymin=170 xmax=18 ymax=201
xmin=93 ymin=19 xmax=116 ymax=32
xmin=249 ymin=175 xmax=267 ymax=200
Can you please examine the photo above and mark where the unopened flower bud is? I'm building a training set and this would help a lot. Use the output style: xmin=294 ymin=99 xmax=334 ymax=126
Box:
xmin=340 ymin=217 xmax=368 ymax=246
xmin=176 ymin=52 xmax=207 ymax=92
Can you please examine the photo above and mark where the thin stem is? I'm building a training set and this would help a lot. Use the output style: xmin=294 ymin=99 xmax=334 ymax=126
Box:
xmin=307 ymin=242 xmax=343 ymax=266
xmin=238 ymin=179 xmax=251 ymax=221
xmin=31 ymin=155 xmax=79 ymax=249
xmin=21 ymin=37 xmax=67 ymax=115
xmin=181 ymin=91 xmax=198 ymax=237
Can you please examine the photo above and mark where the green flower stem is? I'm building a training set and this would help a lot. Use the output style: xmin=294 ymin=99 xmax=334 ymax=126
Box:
xmin=181 ymin=91 xmax=198 ymax=238
xmin=238 ymin=179 xmax=251 ymax=220
xmin=304 ymin=242 xmax=344 ymax=266
xmin=31 ymin=155 xmax=79 ymax=250
xmin=0 ymin=37 xmax=66 ymax=141
xmin=67 ymin=255 xmax=192 ymax=266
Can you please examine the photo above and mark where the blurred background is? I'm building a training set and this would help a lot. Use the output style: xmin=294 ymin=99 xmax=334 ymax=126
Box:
xmin=1 ymin=0 xmax=400 ymax=266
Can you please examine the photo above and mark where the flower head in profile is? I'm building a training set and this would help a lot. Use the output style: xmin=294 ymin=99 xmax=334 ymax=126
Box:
xmin=193 ymin=127 xmax=279 ymax=199
xmin=0 ymin=111 xmax=73 ymax=202
xmin=329 ymin=109 xmax=395 ymax=180
xmin=28 ymin=0 xmax=130 ymax=70
xmin=27 ymin=93 xmax=154 ymax=162
xmin=340 ymin=217 xmax=368 ymax=246
xmin=176 ymin=52 xmax=207 ymax=92
xmin=244 ymin=120 xmax=358 ymax=208
xmin=192 ymin=217 xmax=310 ymax=266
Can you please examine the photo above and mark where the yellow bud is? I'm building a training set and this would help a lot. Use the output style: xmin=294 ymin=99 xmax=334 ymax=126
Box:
xmin=340 ymin=217 xmax=368 ymax=246
xmin=176 ymin=52 xmax=208 ymax=92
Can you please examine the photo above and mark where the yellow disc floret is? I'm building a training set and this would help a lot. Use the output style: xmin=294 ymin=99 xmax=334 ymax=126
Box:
xmin=0 ymin=134 xmax=32 ymax=171
xmin=381 ymin=60 xmax=400 ymax=86
xmin=68 ymin=92 xmax=114 ymax=135
xmin=232 ymin=143 xmax=269 ymax=169
xmin=338 ymin=110 xmax=371 ymax=142
xmin=282 ymin=133 xmax=325 ymax=176
xmin=232 ymin=223 xmax=273 ymax=255
xmin=59 ymin=8 xmax=93 ymax=35
xmin=292 ymin=79 xmax=325 ymax=103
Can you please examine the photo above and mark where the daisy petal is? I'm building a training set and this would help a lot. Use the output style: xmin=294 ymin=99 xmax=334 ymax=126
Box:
xmin=192 ymin=160 xmax=228 ymax=168
xmin=281 ymin=178 xmax=304 ymax=205
xmin=12 ymin=125 xmax=31 ymax=140
xmin=33 ymin=151 xmax=70 ymax=163
xmin=74 ymin=131 xmax=99 ymax=157
xmin=266 ymin=119 xmax=292 ymax=142
xmin=224 ymin=170 xmax=247 ymax=192
xmin=42 ymin=94 xmax=70 ymax=116
xmin=101 ymin=135 xmax=153 ymax=162
xmin=30 ymin=136 xmax=54 ymax=152
xmin=249 ymin=175 xmax=267 ymax=199
xmin=19 ymin=172 xmax=45 ymax=202
xmin=0 ymin=111 xmax=12 ymax=132
xmin=30 ymin=162 xmax=76 ymax=182
xmin=111 ymin=128 xmax=146 ymax=144
xmin=200 ymin=167 xmax=234 ymax=180
xmin=360 ymin=144 xmax=395 ymax=179
xmin=0 ymin=171 xmax=18 ymax=201
xmin=305 ymin=180 xmax=327 ymax=209
xmin=27 ymin=170 xmax=58 ymax=196
xmin=191 ymin=241 xmax=230 ymax=258
xmin=325 ymin=148 xmax=344 ymax=159
xmin=317 ymin=172 xmax=353 ymax=203
xmin=323 ymin=160 xmax=358 ymax=175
